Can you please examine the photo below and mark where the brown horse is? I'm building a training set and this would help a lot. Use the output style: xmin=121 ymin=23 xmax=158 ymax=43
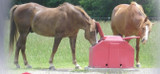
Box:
xmin=9 ymin=2 xmax=97 ymax=70
xmin=111 ymin=2 xmax=153 ymax=67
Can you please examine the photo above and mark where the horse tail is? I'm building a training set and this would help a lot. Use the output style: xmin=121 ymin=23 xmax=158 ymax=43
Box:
xmin=9 ymin=5 xmax=18 ymax=56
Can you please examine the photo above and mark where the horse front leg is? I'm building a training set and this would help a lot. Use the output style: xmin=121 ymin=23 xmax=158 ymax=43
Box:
xmin=49 ymin=36 xmax=62 ymax=70
xmin=136 ymin=38 xmax=141 ymax=67
xmin=69 ymin=35 xmax=82 ymax=69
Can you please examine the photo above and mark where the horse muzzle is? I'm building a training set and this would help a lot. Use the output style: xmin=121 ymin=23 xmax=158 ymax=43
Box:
xmin=141 ymin=38 xmax=147 ymax=44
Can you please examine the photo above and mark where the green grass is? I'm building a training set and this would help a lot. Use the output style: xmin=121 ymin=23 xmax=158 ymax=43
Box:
xmin=8 ymin=21 xmax=158 ymax=69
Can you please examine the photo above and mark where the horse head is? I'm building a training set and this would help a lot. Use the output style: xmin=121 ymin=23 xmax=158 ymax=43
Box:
xmin=140 ymin=17 xmax=153 ymax=44
xmin=85 ymin=19 xmax=98 ymax=46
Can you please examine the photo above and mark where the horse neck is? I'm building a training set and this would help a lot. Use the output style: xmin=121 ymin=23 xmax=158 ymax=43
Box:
xmin=80 ymin=19 xmax=91 ymax=31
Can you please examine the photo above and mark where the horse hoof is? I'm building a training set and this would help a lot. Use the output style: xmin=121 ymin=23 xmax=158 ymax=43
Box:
xmin=16 ymin=65 xmax=20 ymax=69
xmin=26 ymin=64 xmax=32 ymax=68
xmin=136 ymin=63 xmax=141 ymax=68
xmin=75 ymin=65 xmax=82 ymax=69
xmin=49 ymin=66 xmax=56 ymax=70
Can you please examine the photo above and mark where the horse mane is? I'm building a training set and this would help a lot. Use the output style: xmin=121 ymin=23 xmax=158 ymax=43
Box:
xmin=59 ymin=2 xmax=70 ymax=7
xmin=74 ymin=6 xmax=91 ymax=21
xmin=130 ymin=1 xmax=146 ymax=17
xmin=130 ymin=2 xmax=149 ymax=28
xmin=57 ymin=2 xmax=91 ymax=21
xmin=58 ymin=2 xmax=90 ymax=19
xmin=57 ymin=2 xmax=92 ymax=25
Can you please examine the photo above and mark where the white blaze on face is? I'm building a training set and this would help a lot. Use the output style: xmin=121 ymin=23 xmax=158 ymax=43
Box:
xmin=144 ymin=25 xmax=149 ymax=41
xmin=95 ymin=30 xmax=98 ymax=44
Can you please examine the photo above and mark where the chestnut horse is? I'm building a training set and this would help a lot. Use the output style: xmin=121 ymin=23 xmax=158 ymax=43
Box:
xmin=9 ymin=2 xmax=97 ymax=70
xmin=111 ymin=2 xmax=153 ymax=67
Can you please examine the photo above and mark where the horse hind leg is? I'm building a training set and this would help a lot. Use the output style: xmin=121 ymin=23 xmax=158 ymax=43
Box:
xmin=20 ymin=33 xmax=32 ymax=68
xmin=69 ymin=35 xmax=82 ymax=69
xmin=14 ymin=37 xmax=21 ymax=68
xmin=14 ymin=30 xmax=31 ymax=68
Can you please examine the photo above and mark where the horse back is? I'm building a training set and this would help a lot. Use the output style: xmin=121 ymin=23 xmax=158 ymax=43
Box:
xmin=12 ymin=3 xmax=47 ymax=34
xmin=31 ymin=3 xmax=89 ymax=37
xmin=111 ymin=2 xmax=146 ymax=36
xmin=111 ymin=4 xmax=129 ymax=35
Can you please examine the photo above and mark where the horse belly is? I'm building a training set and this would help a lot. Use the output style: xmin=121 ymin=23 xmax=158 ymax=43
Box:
xmin=32 ymin=24 xmax=55 ymax=37
xmin=111 ymin=16 xmax=126 ymax=35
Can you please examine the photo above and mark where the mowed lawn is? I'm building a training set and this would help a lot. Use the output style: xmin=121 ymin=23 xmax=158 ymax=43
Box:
xmin=8 ymin=21 xmax=159 ymax=69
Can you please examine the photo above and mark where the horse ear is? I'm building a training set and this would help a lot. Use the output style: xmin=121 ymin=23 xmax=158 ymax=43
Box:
xmin=92 ymin=19 xmax=96 ymax=22
xmin=144 ymin=17 xmax=148 ymax=23
xmin=89 ymin=19 xmax=96 ymax=32
xmin=90 ymin=23 xmax=95 ymax=32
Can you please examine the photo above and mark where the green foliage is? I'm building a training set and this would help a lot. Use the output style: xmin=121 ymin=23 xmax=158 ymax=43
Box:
xmin=79 ymin=0 xmax=113 ymax=17
xmin=47 ymin=0 xmax=64 ymax=7
xmin=79 ymin=0 xmax=156 ymax=17
xmin=11 ymin=0 xmax=158 ymax=18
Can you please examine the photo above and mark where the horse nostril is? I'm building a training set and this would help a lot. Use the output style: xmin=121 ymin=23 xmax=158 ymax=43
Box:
xmin=141 ymin=39 xmax=145 ymax=43
xmin=92 ymin=43 xmax=97 ymax=46
xmin=141 ymin=38 xmax=147 ymax=44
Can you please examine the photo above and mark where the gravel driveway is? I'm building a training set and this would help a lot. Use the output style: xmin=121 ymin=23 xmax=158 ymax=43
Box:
xmin=7 ymin=68 xmax=159 ymax=74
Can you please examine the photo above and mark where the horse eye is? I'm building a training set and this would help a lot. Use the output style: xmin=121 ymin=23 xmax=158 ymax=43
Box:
xmin=149 ymin=31 xmax=151 ymax=33
xmin=142 ymin=28 xmax=145 ymax=30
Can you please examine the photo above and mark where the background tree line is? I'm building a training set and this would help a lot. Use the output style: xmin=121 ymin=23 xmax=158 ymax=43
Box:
xmin=11 ymin=0 xmax=159 ymax=20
